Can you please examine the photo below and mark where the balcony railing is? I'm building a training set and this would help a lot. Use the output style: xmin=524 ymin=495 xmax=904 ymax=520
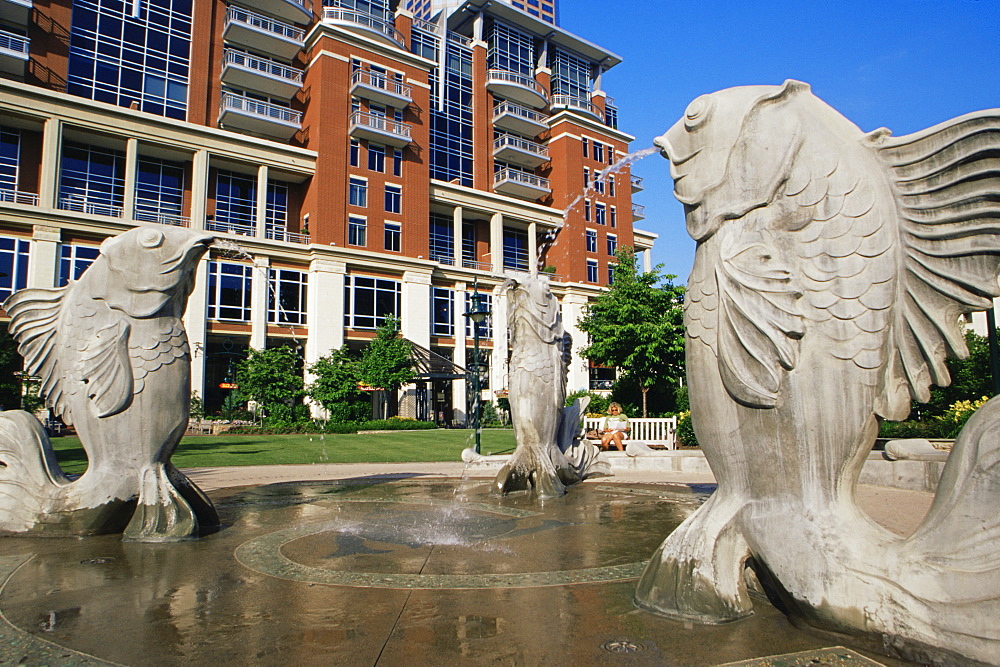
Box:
xmin=493 ymin=168 xmax=550 ymax=190
xmin=493 ymin=100 xmax=547 ymax=125
xmin=134 ymin=209 xmax=190 ymax=227
xmin=221 ymin=92 xmax=302 ymax=125
xmin=411 ymin=16 xmax=442 ymax=35
xmin=352 ymin=68 xmax=410 ymax=98
xmin=265 ymin=227 xmax=309 ymax=244
xmin=322 ymin=7 xmax=404 ymax=46
xmin=630 ymin=174 xmax=644 ymax=190
xmin=0 ymin=28 xmax=29 ymax=56
xmin=224 ymin=48 xmax=302 ymax=85
xmin=58 ymin=196 xmax=123 ymax=218
xmin=493 ymin=133 xmax=548 ymax=158
xmin=487 ymin=69 xmax=544 ymax=96
xmin=349 ymin=110 xmax=411 ymax=146
xmin=0 ymin=188 xmax=38 ymax=205
xmin=550 ymin=94 xmax=601 ymax=118
xmin=430 ymin=252 xmax=455 ymax=266
xmin=632 ymin=203 xmax=646 ymax=219
xmin=462 ymin=259 xmax=493 ymax=272
xmin=206 ymin=219 xmax=255 ymax=237
xmin=226 ymin=6 xmax=305 ymax=42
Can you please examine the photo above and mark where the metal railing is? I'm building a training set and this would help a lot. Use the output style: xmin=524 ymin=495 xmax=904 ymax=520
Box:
xmin=351 ymin=68 xmax=411 ymax=99
xmin=58 ymin=196 xmax=123 ymax=218
xmin=462 ymin=259 xmax=493 ymax=272
xmin=493 ymin=133 xmax=548 ymax=159
xmin=446 ymin=31 xmax=471 ymax=47
xmin=430 ymin=252 xmax=455 ymax=265
xmin=550 ymin=94 xmax=601 ymax=117
xmin=630 ymin=174 xmax=644 ymax=189
xmin=322 ymin=7 xmax=403 ymax=45
xmin=221 ymin=92 xmax=302 ymax=125
xmin=493 ymin=167 xmax=550 ymax=190
xmin=632 ymin=203 xmax=646 ymax=218
xmin=265 ymin=227 xmax=309 ymax=244
xmin=134 ymin=210 xmax=190 ymax=227
xmin=0 ymin=29 xmax=28 ymax=55
xmin=224 ymin=48 xmax=303 ymax=85
xmin=225 ymin=6 xmax=305 ymax=42
xmin=350 ymin=111 xmax=411 ymax=140
xmin=486 ymin=69 xmax=545 ymax=96
xmin=492 ymin=100 xmax=548 ymax=125
xmin=0 ymin=188 xmax=38 ymax=205
xmin=411 ymin=16 xmax=442 ymax=34
xmin=206 ymin=219 xmax=255 ymax=237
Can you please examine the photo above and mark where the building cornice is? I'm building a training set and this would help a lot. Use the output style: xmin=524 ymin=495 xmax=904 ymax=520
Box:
xmin=305 ymin=22 xmax=437 ymax=71
xmin=429 ymin=179 xmax=564 ymax=226
xmin=547 ymin=110 xmax=636 ymax=144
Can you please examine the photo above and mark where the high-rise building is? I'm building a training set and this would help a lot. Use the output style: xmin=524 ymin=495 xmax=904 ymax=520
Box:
xmin=0 ymin=0 xmax=654 ymax=421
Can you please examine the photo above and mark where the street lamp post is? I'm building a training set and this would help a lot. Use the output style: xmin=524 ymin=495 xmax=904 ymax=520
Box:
xmin=464 ymin=281 xmax=491 ymax=454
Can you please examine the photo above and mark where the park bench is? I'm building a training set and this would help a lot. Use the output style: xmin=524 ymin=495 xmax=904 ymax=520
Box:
xmin=583 ymin=416 xmax=678 ymax=452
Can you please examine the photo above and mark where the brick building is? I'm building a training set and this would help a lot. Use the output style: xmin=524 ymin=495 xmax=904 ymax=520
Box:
xmin=0 ymin=0 xmax=654 ymax=421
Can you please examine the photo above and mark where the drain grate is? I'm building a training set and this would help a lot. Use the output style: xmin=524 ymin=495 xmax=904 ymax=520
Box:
xmin=603 ymin=639 xmax=646 ymax=654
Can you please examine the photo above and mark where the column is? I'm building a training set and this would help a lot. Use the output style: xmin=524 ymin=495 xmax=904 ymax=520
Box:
xmin=560 ymin=289 xmax=591 ymax=393
xmin=189 ymin=149 xmax=209 ymax=230
xmin=643 ymin=248 xmax=653 ymax=273
xmin=249 ymin=255 xmax=270 ymax=350
xmin=401 ymin=269 xmax=432 ymax=349
xmin=184 ymin=256 xmax=210 ymax=403
xmin=452 ymin=281 xmax=468 ymax=423
xmin=527 ymin=221 xmax=537 ymax=274
xmin=304 ymin=258 xmax=347 ymax=418
xmin=123 ymin=137 xmax=138 ymax=222
xmin=255 ymin=164 xmax=269 ymax=239
xmin=39 ymin=118 xmax=61 ymax=209
xmin=451 ymin=205 xmax=463 ymax=266
xmin=28 ymin=225 xmax=60 ymax=289
xmin=489 ymin=212 xmax=503 ymax=274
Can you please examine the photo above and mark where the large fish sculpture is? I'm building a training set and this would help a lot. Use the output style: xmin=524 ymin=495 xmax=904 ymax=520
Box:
xmin=635 ymin=81 xmax=1000 ymax=665
xmin=0 ymin=225 xmax=218 ymax=542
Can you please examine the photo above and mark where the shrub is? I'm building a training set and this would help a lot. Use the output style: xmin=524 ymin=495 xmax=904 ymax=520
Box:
xmin=878 ymin=419 xmax=944 ymax=440
xmin=565 ymin=389 xmax=610 ymax=416
xmin=354 ymin=419 xmax=438 ymax=431
xmin=938 ymin=396 xmax=990 ymax=438
xmin=675 ymin=410 xmax=698 ymax=448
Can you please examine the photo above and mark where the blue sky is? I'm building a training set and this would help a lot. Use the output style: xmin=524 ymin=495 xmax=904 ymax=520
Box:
xmin=560 ymin=0 xmax=1000 ymax=281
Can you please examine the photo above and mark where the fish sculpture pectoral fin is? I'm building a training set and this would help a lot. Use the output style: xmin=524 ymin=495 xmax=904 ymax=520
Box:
xmin=79 ymin=319 xmax=134 ymax=418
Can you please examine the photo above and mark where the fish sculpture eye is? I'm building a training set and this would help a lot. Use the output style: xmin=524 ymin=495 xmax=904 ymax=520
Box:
xmin=684 ymin=95 xmax=712 ymax=130
xmin=138 ymin=227 xmax=164 ymax=248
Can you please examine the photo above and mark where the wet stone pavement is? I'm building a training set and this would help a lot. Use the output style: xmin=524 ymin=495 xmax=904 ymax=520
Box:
xmin=0 ymin=479 xmax=907 ymax=666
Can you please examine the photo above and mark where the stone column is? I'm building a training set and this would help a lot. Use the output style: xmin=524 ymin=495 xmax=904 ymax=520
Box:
xmin=39 ymin=118 xmax=61 ymax=210
xmin=28 ymin=225 xmax=60 ymax=289
xmin=560 ymin=289 xmax=591 ymax=394
xmin=249 ymin=255 xmax=270 ymax=350
xmin=184 ymin=256 xmax=210 ymax=402
xmin=189 ymin=149 xmax=209 ymax=230
xmin=489 ymin=212 xmax=503 ymax=274
xmin=528 ymin=221 xmax=537 ymax=274
xmin=123 ymin=137 xmax=138 ymax=222
xmin=255 ymin=165 xmax=269 ymax=239
xmin=452 ymin=205 xmax=463 ymax=266
xmin=452 ymin=281 xmax=468 ymax=423
xmin=304 ymin=258 xmax=346 ymax=418
xmin=401 ymin=269 xmax=432 ymax=349
xmin=643 ymin=248 xmax=653 ymax=273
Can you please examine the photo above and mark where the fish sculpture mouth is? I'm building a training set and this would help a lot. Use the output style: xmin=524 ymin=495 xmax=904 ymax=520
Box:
xmin=158 ymin=234 xmax=213 ymax=276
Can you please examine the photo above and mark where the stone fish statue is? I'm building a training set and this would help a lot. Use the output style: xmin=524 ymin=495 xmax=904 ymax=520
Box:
xmin=493 ymin=275 xmax=604 ymax=498
xmin=636 ymin=80 xmax=1000 ymax=665
xmin=0 ymin=225 xmax=219 ymax=542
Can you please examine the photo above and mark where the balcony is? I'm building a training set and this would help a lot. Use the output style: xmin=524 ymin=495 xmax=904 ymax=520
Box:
xmin=58 ymin=195 xmax=123 ymax=218
xmin=206 ymin=219 xmax=255 ymax=237
xmin=350 ymin=69 xmax=411 ymax=108
xmin=549 ymin=94 xmax=602 ymax=121
xmin=486 ymin=69 xmax=547 ymax=110
xmin=0 ymin=0 xmax=31 ymax=25
xmin=219 ymin=92 xmax=302 ymax=140
xmin=322 ymin=7 xmax=404 ymax=48
xmin=0 ymin=188 xmax=38 ymax=205
xmin=348 ymin=111 xmax=411 ymax=148
xmin=134 ymin=209 xmax=190 ymax=227
xmin=0 ymin=27 xmax=28 ymax=76
xmin=265 ymin=226 xmax=309 ymax=244
xmin=631 ymin=174 xmax=643 ymax=193
xmin=492 ymin=133 xmax=548 ymax=169
xmin=632 ymin=203 xmax=645 ymax=220
xmin=222 ymin=48 xmax=302 ymax=99
xmin=493 ymin=168 xmax=550 ymax=200
xmin=605 ymin=97 xmax=619 ymax=129
xmin=492 ymin=100 xmax=547 ymax=137
xmin=233 ymin=0 xmax=311 ymax=26
xmin=223 ymin=6 xmax=305 ymax=61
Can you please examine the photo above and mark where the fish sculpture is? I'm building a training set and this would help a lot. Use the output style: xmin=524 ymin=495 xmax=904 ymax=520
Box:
xmin=635 ymin=81 xmax=1000 ymax=665
xmin=0 ymin=225 xmax=218 ymax=542
xmin=493 ymin=275 xmax=600 ymax=498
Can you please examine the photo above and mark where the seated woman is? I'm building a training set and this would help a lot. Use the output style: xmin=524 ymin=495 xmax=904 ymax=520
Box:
xmin=600 ymin=402 xmax=630 ymax=452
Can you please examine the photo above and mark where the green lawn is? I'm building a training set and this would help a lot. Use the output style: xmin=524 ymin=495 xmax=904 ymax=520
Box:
xmin=51 ymin=429 xmax=518 ymax=474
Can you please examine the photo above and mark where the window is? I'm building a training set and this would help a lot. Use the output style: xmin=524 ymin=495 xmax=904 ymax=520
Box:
xmin=586 ymin=259 xmax=598 ymax=283
xmin=503 ymin=227 xmax=529 ymax=272
xmin=609 ymin=148 xmax=616 ymax=166
xmin=593 ymin=174 xmax=605 ymax=194
xmin=59 ymin=244 xmax=100 ymax=286
xmin=592 ymin=141 xmax=605 ymax=163
xmin=429 ymin=212 xmax=454 ymax=263
xmin=431 ymin=287 xmax=454 ymax=336
xmin=384 ymin=184 xmax=401 ymax=214
xmin=464 ymin=292 xmax=493 ymax=339
xmin=582 ymin=137 xmax=588 ymax=157
xmin=550 ymin=48 xmax=592 ymax=100
xmin=344 ymin=275 xmax=401 ymax=329
xmin=462 ymin=220 xmax=478 ymax=268
xmin=607 ymin=234 xmax=617 ymax=255
xmin=428 ymin=35 xmax=474 ymax=186
xmin=208 ymin=261 xmax=253 ymax=321
xmin=265 ymin=180 xmax=289 ymax=235
xmin=488 ymin=22 xmax=534 ymax=76
xmin=268 ymin=268 xmax=307 ymax=325
xmin=609 ymin=176 xmax=616 ymax=197
xmin=58 ymin=142 xmax=125 ymax=217
xmin=135 ymin=157 xmax=185 ymax=224
xmin=585 ymin=229 xmax=597 ymax=253
xmin=392 ymin=149 xmax=403 ymax=177
xmin=214 ymin=170 xmax=256 ymax=235
xmin=584 ymin=200 xmax=591 ymax=222
xmin=0 ymin=127 xmax=21 ymax=193
xmin=348 ymin=215 xmax=367 ymax=246
xmin=0 ymin=236 xmax=29 ymax=301
xmin=610 ymin=206 xmax=617 ymax=228
xmin=583 ymin=167 xmax=589 ymax=190
xmin=368 ymin=143 xmax=385 ymax=172
xmin=349 ymin=177 xmax=367 ymax=207
xmin=350 ymin=140 xmax=360 ymax=167
xmin=384 ymin=221 xmax=401 ymax=251
xmin=595 ymin=202 xmax=606 ymax=226
xmin=608 ymin=264 xmax=616 ymax=285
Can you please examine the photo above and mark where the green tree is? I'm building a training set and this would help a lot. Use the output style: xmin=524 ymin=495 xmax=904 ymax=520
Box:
xmin=236 ymin=346 xmax=305 ymax=423
xmin=309 ymin=346 xmax=370 ymax=422
xmin=577 ymin=248 xmax=686 ymax=417
xmin=358 ymin=316 xmax=415 ymax=419
xmin=0 ymin=326 xmax=23 ymax=411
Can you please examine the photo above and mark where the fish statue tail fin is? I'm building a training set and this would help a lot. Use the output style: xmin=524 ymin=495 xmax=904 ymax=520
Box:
xmin=0 ymin=410 xmax=71 ymax=533
xmin=124 ymin=463 xmax=219 ymax=542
